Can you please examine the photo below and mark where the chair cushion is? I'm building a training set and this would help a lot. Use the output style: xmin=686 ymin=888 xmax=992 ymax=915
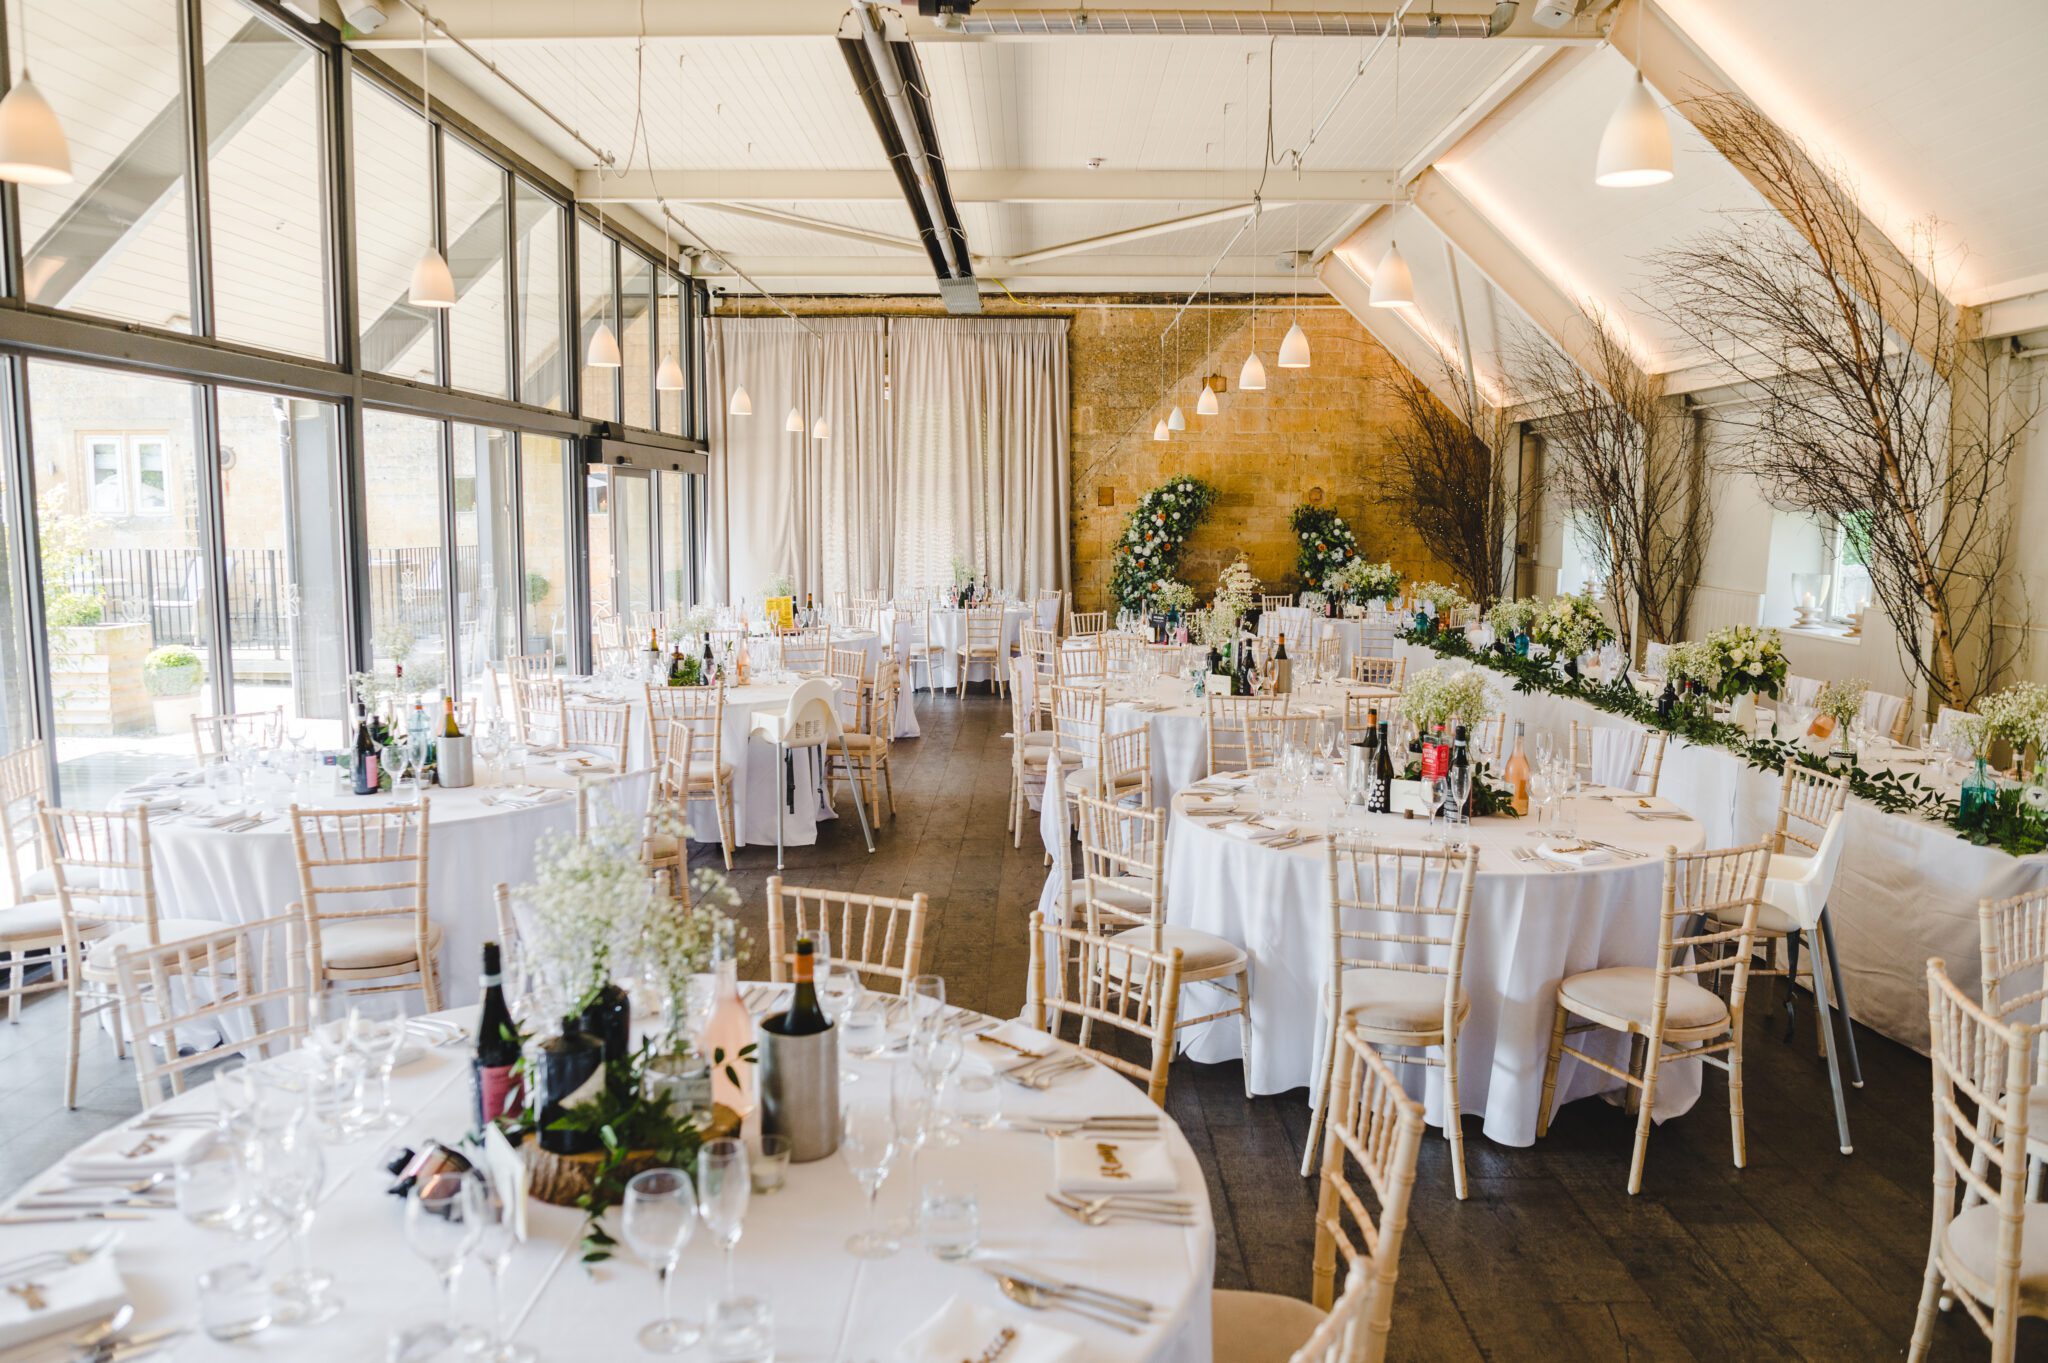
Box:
xmin=319 ymin=919 xmax=445 ymax=972
xmin=21 ymin=865 xmax=109 ymax=898
xmin=1109 ymin=924 xmax=1247 ymax=975
xmin=1941 ymin=1202 xmax=2048 ymax=1299
xmin=1069 ymin=876 xmax=1157 ymax=917
xmin=1340 ymin=966 xmax=1469 ymax=1037
xmin=84 ymin=918 xmax=221 ymax=973
xmin=1211 ymin=1289 xmax=1326 ymax=1363
xmin=836 ymin=734 xmax=888 ymax=753
xmin=0 ymin=899 xmax=68 ymax=941
xmin=674 ymin=761 xmax=735 ymax=786
xmin=1710 ymin=900 xmax=1798 ymax=936
xmin=1018 ymin=731 xmax=1057 ymax=750
xmin=1559 ymin=966 xmax=1729 ymax=1032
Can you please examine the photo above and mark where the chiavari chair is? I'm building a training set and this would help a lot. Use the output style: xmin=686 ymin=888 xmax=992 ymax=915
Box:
xmin=1206 ymin=693 xmax=1289 ymax=773
xmin=778 ymin=627 xmax=832 ymax=678
xmin=899 ymin=601 xmax=942 ymax=692
xmin=1303 ymin=840 xmax=1478 ymax=1194
xmin=1102 ymin=725 xmax=1153 ymax=809
xmin=1067 ymin=609 xmax=1108 ymax=638
xmin=1215 ymin=1026 xmax=1427 ymax=1362
xmin=1246 ymin=712 xmax=1326 ymax=770
xmin=1026 ymin=910 xmax=1182 ymax=1108
xmin=561 ymin=700 xmax=631 ymax=772
xmin=1006 ymin=658 xmax=1058 ymax=848
xmin=0 ymin=741 xmax=61 ymax=1023
xmin=1342 ymin=693 xmax=1397 ymax=745
xmin=1537 ymin=841 xmax=1771 ymax=1193
xmin=1566 ymin=720 xmax=1666 ymax=796
xmin=828 ymin=646 xmax=872 ymax=732
xmin=511 ymin=676 xmax=564 ymax=748
xmin=1018 ymin=625 xmax=1060 ymax=724
xmin=1103 ymin=631 xmax=1149 ymax=680
xmin=957 ymin=605 xmax=1007 ymax=697
xmin=1976 ymin=887 xmax=2048 ymax=1201
xmin=1261 ymin=593 xmax=1295 ymax=611
xmin=766 ymin=875 xmax=929 ymax=993
xmin=1055 ymin=637 xmax=1105 ymax=691
xmin=1350 ymin=655 xmax=1404 ymax=690
xmin=288 ymin=801 xmax=442 ymax=1015
xmin=647 ymin=685 xmax=734 ymax=870
xmin=1052 ymin=684 xmax=1107 ymax=805
xmin=191 ymin=707 xmax=283 ymax=764
xmin=643 ymin=723 xmax=699 ymax=898
xmin=830 ymin=659 xmax=899 ymax=822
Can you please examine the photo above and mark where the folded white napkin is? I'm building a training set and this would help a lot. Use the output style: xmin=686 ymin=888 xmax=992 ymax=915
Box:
xmin=1221 ymin=820 xmax=1289 ymax=842
xmin=113 ymin=791 xmax=184 ymax=813
xmin=897 ymin=1295 xmax=1079 ymax=1363
xmin=1536 ymin=842 xmax=1614 ymax=869
xmin=68 ymin=1122 xmax=212 ymax=1177
xmin=962 ymin=1020 xmax=1059 ymax=1075
xmin=1200 ymin=773 xmax=1251 ymax=789
xmin=1052 ymin=1135 xmax=1178 ymax=1195
xmin=0 ymin=1247 xmax=127 ymax=1352
xmin=1625 ymin=808 xmax=1693 ymax=822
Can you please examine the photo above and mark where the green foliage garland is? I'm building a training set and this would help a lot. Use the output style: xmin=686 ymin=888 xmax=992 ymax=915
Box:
xmin=1288 ymin=504 xmax=1360 ymax=593
xmin=1110 ymin=476 xmax=1216 ymax=615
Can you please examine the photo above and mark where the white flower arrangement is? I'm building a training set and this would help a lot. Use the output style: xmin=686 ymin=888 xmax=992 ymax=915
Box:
xmin=1413 ymin=581 xmax=1473 ymax=619
xmin=1328 ymin=559 xmax=1402 ymax=604
xmin=1663 ymin=640 xmax=1723 ymax=692
xmin=1976 ymin=682 xmax=2048 ymax=754
xmin=1814 ymin=678 xmax=1869 ymax=726
xmin=1701 ymin=624 xmax=1789 ymax=702
xmin=950 ymin=555 xmax=975 ymax=587
xmin=518 ymin=813 xmax=657 ymax=1011
xmin=1298 ymin=590 xmax=1329 ymax=615
xmin=1533 ymin=590 xmax=1612 ymax=660
xmin=1401 ymin=663 xmax=1496 ymax=733
xmin=1486 ymin=596 xmax=1541 ymax=640
xmin=675 ymin=604 xmax=717 ymax=637
xmin=348 ymin=669 xmax=401 ymax=716
xmin=1194 ymin=603 xmax=1240 ymax=649
xmin=763 ymin=572 xmax=795 ymax=600
xmin=1150 ymin=580 xmax=1197 ymax=616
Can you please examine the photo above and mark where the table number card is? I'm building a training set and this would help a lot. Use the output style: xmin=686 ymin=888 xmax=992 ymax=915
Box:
xmin=1390 ymin=778 xmax=1433 ymax=818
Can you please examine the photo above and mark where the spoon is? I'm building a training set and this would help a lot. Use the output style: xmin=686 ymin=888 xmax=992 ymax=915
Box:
xmin=996 ymin=1277 xmax=1140 ymax=1333
xmin=67 ymin=1304 xmax=135 ymax=1355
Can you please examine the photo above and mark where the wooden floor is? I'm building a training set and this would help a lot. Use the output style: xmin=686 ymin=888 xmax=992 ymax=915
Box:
xmin=0 ymin=687 xmax=2027 ymax=1360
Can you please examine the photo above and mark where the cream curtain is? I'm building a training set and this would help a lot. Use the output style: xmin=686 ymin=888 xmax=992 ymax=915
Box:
xmin=704 ymin=314 xmax=1069 ymax=606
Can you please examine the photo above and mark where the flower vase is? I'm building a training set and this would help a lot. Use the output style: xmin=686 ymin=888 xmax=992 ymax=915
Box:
xmin=578 ymin=980 xmax=632 ymax=1067
xmin=1960 ymin=757 xmax=1997 ymax=825
xmin=1730 ymin=691 xmax=1758 ymax=736
xmin=1514 ymin=632 xmax=1530 ymax=657
xmin=1563 ymin=656 xmax=1580 ymax=681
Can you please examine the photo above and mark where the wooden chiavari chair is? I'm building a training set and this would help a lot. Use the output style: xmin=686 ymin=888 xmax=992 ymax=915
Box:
xmin=1342 ymin=693 xmax=1397 ymax=745
xmin=111 ymin=912 xmax=311 ymax=1110
xmin=1215 ymin=1026 xmax=1427 ymax=1362
xmin=647 ymin=685 xmax=733 ymax=869
xmin=1537 ymin=841 xmax=1771 ymax=1193
xmin=1909 ymin=960 xmax=2048 ymax=1362
xmin=1261 ymin=593 xmax=1295 ymax=611
xmin=1074 ymin=794 xmax=1253 ymax=1094
xmin=512 ymin=676 xmax=564 ymax=748
xmin=1103 ymin=632 xmax=1149 ymax=681
xmin=1308 ymin=632 xmax=1342 ymax=682
xmin=39 ymin=804 xmax=214 ymax=1107
xmin=830 ymin=659 xmax=899 ymax=821
xmin=778 ymin=628 xmax=832 ymax=678
xmin=1206 ymin=693 xmax=1289 ymax=773
xmin=1026 ymin=909 xmax=1183 ymax=1108
xmin=1350 ymin=655 xmax=1404 ymax=690
xmin=1246 ymin=712 xmax=1327 ymax=770
xmin=1067 ymin=609 xmax=1108 ymax=638
xmin=288 ymin=802 xmax=442 ymax=1014
xmin=1055 ymin=638 xmax=1105 ymax=691
xmin=1470 ymin=712 xmax=1507 ymax=766
xmin=562 ymin=700 xmax=631 ymax=771
xmin=828 ymin=646 xmax=871 ymax=732
xmin=643 ymin=723 xmax=699 ymax=898
xmin=1567 ymin=720 xmax=1667 ymax=795
xmin=1303 ymin=840 xmax=1478 ymax=1194
xmin=765 ymin=876 xmax=929 ymax=994
xmin=1976 ymin=888 xmax=2048 ymax=1206
xmin=898 ymin=601 xmax=942 ymax=692
xmin=1006 ymin=658 xmax=1058 ymax=848
xmin=1052 ymin=685 xmax=1107 ymax=805
xmin=1102 ymin=725 xmax=1153 ymax=809
xmin=191 ymin=708 xmax=283 ymax=764
xmin=1018 ymin=625 xmax=1059 ymax=724
xmin=0 ymin=741 xmax=60 ymax=1022
xmin=957 ymin=605 xmax=1007 ymax=697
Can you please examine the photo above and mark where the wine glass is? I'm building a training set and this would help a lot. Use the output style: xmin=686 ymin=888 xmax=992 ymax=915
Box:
xmin=1446 ymin=764 xmax=1473 ymax=847
xmin=473 ymin=717 xmax=506 ymax=787
xmin=403 ymin=1172 xmax=483 ymax=1351
xmin=887 ymin=1061 xmax=935 ymax=1235
xmin=622 ymin=1168 xmax=701 ymax=1352
xmin=697 ymin=1139 xmax=751 ymax=1306
xmin=911 ymin=1017 xmax=962 ymax=1147
xmin=840 ymin=1100 xmax=899 ymax=1259
xmin=907 ymin=974 xmax=946 ymax=1033
xmin=348 ymin=1009 xmax=408 ymax=1131
xmin=470 ymin=1175 xmax=536 ymax=1363
xmin=250 ymin=1132 xmax=337 ymax=1324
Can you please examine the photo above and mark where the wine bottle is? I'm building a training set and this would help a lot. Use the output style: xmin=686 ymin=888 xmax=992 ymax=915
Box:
xmin=701 ymin=637 xmax=715 ymax=686
xmin=767 ymin=937 xmax=832 ymax=1037
xmin=535 ymin=1020 xmax=603 ymax=1155
xmin=1369 ymin=721 xmax=1394 ymax=813
xmin=352 ymin=704 xmax=379 ymax=795
xmin=1272 ymin=633 xmax=1292 ymax=695
xmin=472 ymin=941 xmax=523 ymax=1127
xmin=1451 ymin=724 xmax=1472 ymax=818
xmin=668 ymin=646 xmax=684 ymax=687
xmin=442 ymin=696 xmax=462 ymax=739
xmin=701 ymin=920 xmax=755 ymax=1112
xmin=1502 ymin=721 xmax=1532 ymax=817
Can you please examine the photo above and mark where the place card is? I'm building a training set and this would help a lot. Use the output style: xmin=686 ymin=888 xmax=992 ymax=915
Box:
xmin=1389 ymin=778 xmax=1432 ymax=818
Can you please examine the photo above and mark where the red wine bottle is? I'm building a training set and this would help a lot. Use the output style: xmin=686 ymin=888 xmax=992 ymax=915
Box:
xmin=471 ymin=941 xmax=523 ymax=1127
xmin=767 ymin=937 xmax=832 ymax=1037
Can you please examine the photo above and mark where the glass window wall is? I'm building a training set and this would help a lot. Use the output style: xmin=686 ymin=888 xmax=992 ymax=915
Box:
xmin=577 ymin=222 xmax=617 ymax=422
xmin=514 ymin=180 xmax=566 ymax=411
xmin=445 ymin=137 xmax=508 ymax=398
xmin=657 ymin=271 xmax=684 ymax=433
xmin=518 ymin=435 xmax=569 ymax=668
xmin=620 ymin=251 xmax=653 ymax=431
xmin=362 ymin=409 xmax=448 ymax=693
xmin=353 ymin=76 xmax=438 ymax=384
xmin=451 ymin=422 xmax=516 ymax=689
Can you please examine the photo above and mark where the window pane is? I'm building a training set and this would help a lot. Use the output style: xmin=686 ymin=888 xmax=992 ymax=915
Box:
xmin=620 ymin=251 xmax=653 ymax=430
xmin=15 ymin=0 xmax=191 ymax=329
xmin=657 ymin=272 xmax=684 ymax=433
xmin=451 ymin=424 xmax=516 ymax=691
xmin=445 ymin=137 xmax=508 ymax=397
xmin=514 ymin=180 xmax=565 ymax=410
xmin=363 ymin=410 xmax=447 ymax=690
xmin=577 ymin=223 xmax=617 ymax=421
xmin=203 ymin=0 xmax=328 ymax=358
xmin=88 ymin=440 xmax=124 ymax=514
xmin=29 ymin=360 xmax=209 ymax=803
xmin=134 ymin=440 xmax=167 ymax=513
xmin=519 ymin=435 xmax=568 ymax=669
xmin=657 ymin=470 xmax=684 ymax=610
xmin=586 ymin=465 xmax=613 ymax=644
xmin=0 ymin=409 xmax=38 ymax=757
xmin=217 ymin=387 xmax=347 ymax=746
xmin=353 ymin=77 xmax=438 ymax=383
xmin=615 ymin=472 xmax=653 ymax=623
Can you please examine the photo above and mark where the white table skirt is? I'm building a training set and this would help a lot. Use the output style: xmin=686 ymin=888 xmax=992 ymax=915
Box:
xmin=926 ymin=605 xmax=1030 ymax=690
xmin=1392 ymin=638 xmax=2048 ymax=1054
xmin=120 ymin=772 xmax=651 ymax=1011
xmin=1162 ymin=781 xmax=1708 ymax=1146
xmin=0 ymin=1000 xmax=1214 ymax=1363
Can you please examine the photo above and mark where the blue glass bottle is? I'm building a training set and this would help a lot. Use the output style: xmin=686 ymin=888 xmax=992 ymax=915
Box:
xmin=1960 ymin=757 xmax=1997 ymax=825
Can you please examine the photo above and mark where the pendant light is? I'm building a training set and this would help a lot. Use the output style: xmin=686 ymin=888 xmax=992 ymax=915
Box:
xmin=1277 ymin=150 xmax=1310 ymax=368
xmin=811 ymin=416 xmax=829 ymax=441
xmin=1368 ymin=240 xmax=1414 ymax=308
xmin=1594 ymin=74 xmax=1673 ymax=188
xmin=0 ymin=0 xmax=72 ymax=188
xmin=1278 ymin=319 xmax=1311 ymax=367
xmin=1153 ymin=418 xmax=1170 ymax=442
xmin=586 ymin=318 xmax=621 ymax=368
xmin=1240 ymin=201 xmax=1265 ymax=390
xmin=405 ymin=9 xmax=455 ymax=309
xmin=724 ymin=382 xmax=749 ymax=413
xmin=1167 ymin=404 xmax=1186 ymax=432
xmin=785 ymin=406 xmax=803 ymax=433
xmin=1196 ymin=379 xmax=1220 ymax=417
xmin=656 ymin=211 xmax=690 ymax=394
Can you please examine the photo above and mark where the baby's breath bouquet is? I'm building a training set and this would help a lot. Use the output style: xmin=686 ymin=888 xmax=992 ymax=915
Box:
xmin=1976 ymin=682 xmax=2048 ymax=755
xmin=1413 ymin=581 xmax=1472 ymax=619
xmin=1328 ymin=559 xmax=1402 ymax=606
xmin=1401 ymin=663 xmax=1496 ymax=733
xmin=1486 ymin=596 xmax=1541 ymax=641
xmin=1194 ymin=603 xmax=1239 ymax=649
xmin=1150 ymin=579 xmax=1197 ymax=616
xmin=518 ymin=813 xmax=657 ymax=1013
xmin=1701 ymin=624 xmax=1788 ymax=702
xmin=1533 ymin=590 xmax=1612 ymax=660
xmin=1814 ymin=678 xmax=1868 ymax=727
xmin=1662 ymin=640 xmax=1720 ymax=692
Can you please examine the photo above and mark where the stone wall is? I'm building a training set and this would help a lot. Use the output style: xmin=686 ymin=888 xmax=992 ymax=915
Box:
xmin=714 ymin=293 xmax=1452 ymax=610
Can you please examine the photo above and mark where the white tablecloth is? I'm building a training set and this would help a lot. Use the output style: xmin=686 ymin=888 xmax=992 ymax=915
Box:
xmin=1162 ymin=778 xmax=1708 ymax=1147
xmin=926 ymin=605 xmax=1031 ymax=690
xmin=1392 ymin=638 xmax=2048 ymax=1054
xmin=0 ymin=999 xmax=1214 ymax=1363
xmin=115 ymin=769 xmax=651 ymax=1010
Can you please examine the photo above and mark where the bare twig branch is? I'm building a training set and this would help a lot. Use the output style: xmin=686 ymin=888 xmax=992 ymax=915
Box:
xmin=1379 ymin=355 xmax=1513 ymax=604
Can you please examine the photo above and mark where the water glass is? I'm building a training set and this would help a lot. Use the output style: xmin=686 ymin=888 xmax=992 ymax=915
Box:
xmin=175 ymin=1138 xmax=244 ymax=1230
xmin=749 ymin=1135 xmax=791 ymax=1195
xmin=349 ymin=1010 xmax=409 ymax=1131
xmin=198 ymin=1261 xmax=274 ymax=1341
xmin=705 ymin=1297 xmax=774 ymax=1363
xmin=622 ymin=1168 xmax=701 ymax=1352
xmin=948 ymin=1070 xmax=1001 ymax=1131
xmin=919 ymin=1181 xmax=980 ymax=1261
xmin=842 ymin=1006 xmax=887 ymax=1061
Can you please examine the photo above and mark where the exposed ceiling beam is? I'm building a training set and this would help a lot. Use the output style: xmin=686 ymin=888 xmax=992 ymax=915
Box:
xmin=347 ymin=0 xmax=1602 ymax=46
xmin=575 ymin=167 xmax=1402 ymax=206
xmin=1609 ymin=0 xmax=1952 ymax=365
xmin=1007 ymin=203 xmax=1257 ymax=266
xmin=704 ymin=252 xmax=1328 ymax=283
xmin=1317 ymin=250 xmax=1470 ymax=414
xmin=690 ymin=201 xmax=932 ymax=255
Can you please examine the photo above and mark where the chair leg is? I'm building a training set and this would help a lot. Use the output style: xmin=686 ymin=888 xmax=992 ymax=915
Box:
xmin=1819 ymin=909 xmax=1863 ymax=1088
xmin=1301 ymin=998 xmax=1342 ymax=1177
xmin=1727 ymin=1025 xmax=1749 ymax=1174
xmin=882 ymin=758 xmax=896 ymax=814
xmin=1536 ymin=1000 xmax=1568 ymax=1140
xmin=1782 ymin=929 xmax=1801 ymax=1042
xmin=1908 ymin=1245 xmax=1945 ymax=1363
xmin=4 ymin=953 xmax=16 ymax=1024
xmin=1628 ymin=1038 xmax=1663 ymax=1195
xmin=1234 ymin=968 xmax=1254 ymax=1101
xmin=714 ymin=781 xmax=736 ymax=871
xmin=1804 ymin=926 xmax=1854 ymax=1156
xmin=773 ymin=743 xmax=787 ymax=872
xmin=839 ymin=738 xmax=876 ymax=854
xmin=64 ymin=980 xmax=86 ymax=1109
xmin=1443 ymin=1031 xmax=1469 ymax=1201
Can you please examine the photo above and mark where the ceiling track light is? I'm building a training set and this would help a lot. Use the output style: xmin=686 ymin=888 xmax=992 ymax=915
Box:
xmin=723 ymin=379 xmax=748 ymax=411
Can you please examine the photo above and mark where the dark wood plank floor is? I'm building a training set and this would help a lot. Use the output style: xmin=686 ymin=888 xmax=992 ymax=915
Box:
xmin=0 ymin=687 xmax=2026 ymax=1360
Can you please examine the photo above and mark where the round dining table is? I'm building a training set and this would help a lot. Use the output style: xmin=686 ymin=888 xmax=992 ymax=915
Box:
xmin=1162 ymin=774 xmax=1710 ymax=1146
xmin=0 ymin=992 xmax=1214 ymax=1363
xmin=1099 ymin=676 xmax=1349 ymax=808
xmin=925 ymin=603 xmax=1032 ymax=691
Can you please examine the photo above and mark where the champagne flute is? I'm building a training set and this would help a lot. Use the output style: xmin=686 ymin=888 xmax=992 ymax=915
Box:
xmin=911 ymin=1018 xmax=962 ymax=1147
xmin=622 ymin=1168 xmax=701 ymax=1352
xmin=907 ymin=974 xmax=946 ymax=1032
xmin=348 ymin=1009 xmax=408 ymax=1131
xmin=470 ymin=1175 xmax=536 ymax=1363
xmin=696 ymin=1139 xmax=751 ymax=1306
xmin=887 ymin=1061 xmax=935 ymax=1235
xmin=403 ymin=1172 xmax=482 ymax=1350
xmin=840 ymin=1100 xmax=899 ymax=1259
xmin=251 ymin=1132 xmax=337 ymax=1324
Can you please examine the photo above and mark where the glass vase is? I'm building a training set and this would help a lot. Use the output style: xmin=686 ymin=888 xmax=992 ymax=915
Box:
xmin=1960 ymin=757 xmax=1997 ymax=825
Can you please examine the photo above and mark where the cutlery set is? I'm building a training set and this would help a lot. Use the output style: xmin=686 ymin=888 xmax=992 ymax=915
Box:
xmin=978 ymin=1262 xmax=1159 ymax=1333
xmin=1004 ymin=1113 xmax=1158 ymax=1137
xmin=1045 ymin=1192 xmax=1197 ymax=1228
xmin=998 ymin=1051 xmax=1089 ymax=1091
